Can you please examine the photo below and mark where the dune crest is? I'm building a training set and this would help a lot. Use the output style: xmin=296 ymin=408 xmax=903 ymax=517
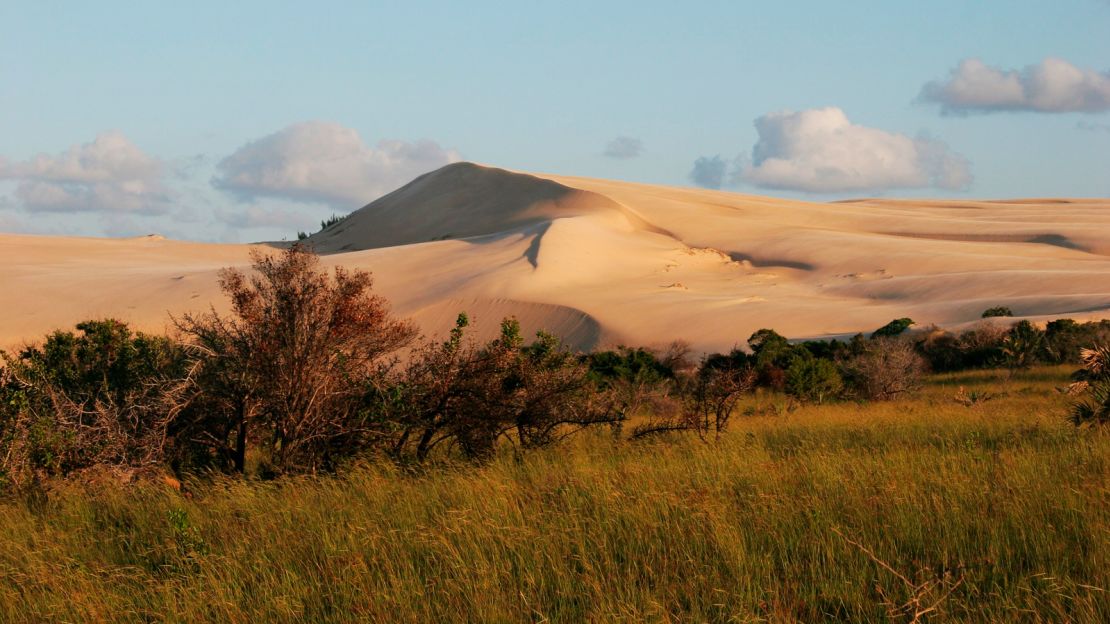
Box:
xmin=2 ymin=162 xmax=1109 ymax=353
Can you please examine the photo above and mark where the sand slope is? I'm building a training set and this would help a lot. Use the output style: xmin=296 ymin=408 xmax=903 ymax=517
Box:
xmin=2 ymin=163 xmax=1108 ymax=353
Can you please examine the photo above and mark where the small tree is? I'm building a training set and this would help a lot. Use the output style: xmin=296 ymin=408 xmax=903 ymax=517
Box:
xmin=632 ymin=357 xmax=755 ymax=441
xmin=999 ymin=320 xmax=1044 ymax=373
xmin=174 ymin=244 xmax=416 ymax=474
xmin=785 ymin=354 xmax=842 ymax=404
xmin=842 ymin=338 xmax=926 ymax=401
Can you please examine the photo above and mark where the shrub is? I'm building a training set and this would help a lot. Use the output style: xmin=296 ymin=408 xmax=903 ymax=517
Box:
xmin=173 ymin=244 xmax=416 ymax=474
xmin=871 ymin=318 xmax=915 ymax=339
xmin=981 ymin=306 xmax=1013 ymax=318
xmin=0 ymin=320 xmax=187 ymax=490
xmin=1044 ymin=319 xmax=1110 ymax=364
xmin=387 ymin=315 xmax=625 ymax=462
xmin=747 ymin=328 xmax=794 ymax=389
xmin=1069 ymin=346 xmax=1110 ymax=427
xmin=842 ymin=338 xmax=926 ymax=401
xmin=1000 ymin=320 xmax=1045 ymax=372
xmin=632 ymin=357 xmax=755 ymax=441
xmin=785 ymin=354 xmax=842 ymax=404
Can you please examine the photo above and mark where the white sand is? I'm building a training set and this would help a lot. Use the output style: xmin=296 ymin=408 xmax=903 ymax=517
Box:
xmin=3 ymin=163 xmax=1108 ymax=353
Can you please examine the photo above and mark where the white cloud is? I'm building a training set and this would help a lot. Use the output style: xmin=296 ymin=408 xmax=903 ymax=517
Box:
xmin=0 ymin=131 xmax=171 ymax=214
xmin=211 ymin=121 xmax=461 ymax=209
xmin=603 ymin=136 xmax=644 ymax=159
xmin=731 ymin=107 xmax=972 ymax=193
xmin=920 ymin=57 xmax=1110 ymax=114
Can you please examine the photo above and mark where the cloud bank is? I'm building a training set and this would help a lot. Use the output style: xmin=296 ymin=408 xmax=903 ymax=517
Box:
xmin=603 ymin=136 xmax=644 ymax=159
xmin=0 ymin=132 xmax=171 ymax=214
xmin=920 ymin=57 xmax=1110 ymax=114
xmin=212 ymin=122 xmax=461 ymax=208
xmin=690 ymin=108 xmax=971 ymax=193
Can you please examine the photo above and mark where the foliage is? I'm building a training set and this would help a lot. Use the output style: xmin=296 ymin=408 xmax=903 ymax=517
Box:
xmin=632 ymin=357 xmax=755 ymax=440
xmin=172 ymin=244 xmax=416 ymax=474
xmin=387 ymin=315 xmax=625 ymax=461
xmin=1069 ymin=345 xmax=1110 ymax=427
xmin=296 ymin=213 xmax=348 ymax=241
xmin=871 ymin=317 xmax=915 ymax=339
xmin=785 ymin=354 xmax=842 ymax=404
xmin=841 ymin=337 xmax=926 ymax=401
xmin=1 ymin=368 xmax=1105 ymax=622
xmin=999 ymin=320 xmax=1045 ymax=372
xmin=0 ymin=320 xmax=187 ymax=489
xmin=981 ymin=306 xmax=1013 ymax=318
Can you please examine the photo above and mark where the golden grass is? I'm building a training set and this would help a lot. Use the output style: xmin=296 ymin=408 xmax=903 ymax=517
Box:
xmin=0 ymin=367 xmax=1106 ymax=622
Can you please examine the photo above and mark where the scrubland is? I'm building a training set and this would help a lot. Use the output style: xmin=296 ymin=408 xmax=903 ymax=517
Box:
xmin=1 ymin=367 xmax=1105 ymax=623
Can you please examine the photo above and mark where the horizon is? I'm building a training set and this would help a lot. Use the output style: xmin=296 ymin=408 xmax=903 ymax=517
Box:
xmin=2 ymin=0 xmax=1109 ymax=242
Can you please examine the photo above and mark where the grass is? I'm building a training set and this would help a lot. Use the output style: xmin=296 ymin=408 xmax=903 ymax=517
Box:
xmin=0 ymin=366 xmax=1106 ymax=622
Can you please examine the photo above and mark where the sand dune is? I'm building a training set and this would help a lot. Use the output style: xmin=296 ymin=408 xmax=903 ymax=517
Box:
xmin=2 ymin=163 xmax=1108 ymax=353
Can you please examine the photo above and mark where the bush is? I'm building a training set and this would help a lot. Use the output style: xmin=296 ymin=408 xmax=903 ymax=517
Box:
xmin=1069 ymin=346 xmax=1110 ymax=427
xmin=1000 ymin=320 xmax=1045 ymax=371
xmin=173 ymin=244 xmax=416 ymax=474
xmin=785 ymin=354 xmax=842 ymax=404
xmin=632 ymin=356 xmax=755 ymax=441
xmin=747 ymin=328 xmax=794 ymax=389
xmin=842 ymin=338 xmax=926 ymax=401
xmin=387 ymin=315 xmax=625 ymax=461
xmin=871 ymin=318 xmax=914 ymax=339
xmin=981 ymin=306 xmax=1013 ymax=318
xmin=0 ymin=320 xmax=187 ymax=490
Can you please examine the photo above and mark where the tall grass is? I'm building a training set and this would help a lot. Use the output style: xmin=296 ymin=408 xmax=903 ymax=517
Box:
xmin=0 ymin=367 xmax=1106 ymax=622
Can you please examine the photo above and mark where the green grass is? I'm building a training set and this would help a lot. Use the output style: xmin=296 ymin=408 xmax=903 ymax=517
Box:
xmin=0 ymin=367 xmax=1106 ymax=622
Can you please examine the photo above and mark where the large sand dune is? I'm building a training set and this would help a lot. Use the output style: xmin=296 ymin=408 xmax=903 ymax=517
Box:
xmin=2 ymin=162 xmax=1108 ymax=353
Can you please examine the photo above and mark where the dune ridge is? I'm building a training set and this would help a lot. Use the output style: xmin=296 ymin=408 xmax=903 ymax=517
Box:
xmin=2 ymin=162 xmax=1109 ymax=353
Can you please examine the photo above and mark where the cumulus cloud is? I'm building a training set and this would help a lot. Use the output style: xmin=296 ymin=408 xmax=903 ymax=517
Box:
xmin=920 ymin=57 xmax=1110 ymax=114
xmin=688 ymin=155 xmax=728 ymax=189
xmin=603 ymin=136 xmax=644 ymax=159
xmin=0 ymin=132 xmax=171 ymax=214
xmin=212 ymin=122 xmax=461 ymax=208
xmin=729 ymin=107 xmax=972 ymax=193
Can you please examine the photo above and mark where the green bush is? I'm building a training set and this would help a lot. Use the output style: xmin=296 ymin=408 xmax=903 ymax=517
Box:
xmin=785 ymin=355 xmax=842 ymax=404
xmin=0 ymin=320 xmax=187 ymax=490
xmin=871 ymin=318 xmax=914 ymax=339
xmin=1000 ymin=320 xmax=1045 ymax=371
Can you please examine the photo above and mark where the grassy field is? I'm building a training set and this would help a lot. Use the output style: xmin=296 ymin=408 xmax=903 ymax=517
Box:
xmin=0 ymin=366 xmax=1106 ymax=622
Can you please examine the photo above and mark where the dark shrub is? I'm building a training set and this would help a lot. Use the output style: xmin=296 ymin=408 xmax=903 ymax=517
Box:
xmin=871 ymin=318 xmax=915 ymax=339
xmin=388 ymin=315 xmax=624 ymax=462
xmin=981 ymin=306 xmax=1014 ymax=318
xmin=747 ymin=328 xmax=794 ymax=389
xmin=1000 ymin=320 xmax=1045 ymax=371
xmin=0 ymin=320 xmax=187 ymax=489
xmin=785 ymin=354 xmax=842 ymax=404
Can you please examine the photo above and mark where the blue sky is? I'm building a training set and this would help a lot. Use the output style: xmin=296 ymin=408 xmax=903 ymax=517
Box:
xmin=2 ymin=0 xmax=1108 ymax=241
